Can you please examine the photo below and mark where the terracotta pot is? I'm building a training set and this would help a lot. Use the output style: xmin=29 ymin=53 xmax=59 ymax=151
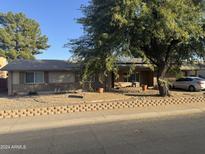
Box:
xmin=97 ymin=88 xmax=104 ymax=93
xmin=142 ymin=85 xmax=148 ymax=91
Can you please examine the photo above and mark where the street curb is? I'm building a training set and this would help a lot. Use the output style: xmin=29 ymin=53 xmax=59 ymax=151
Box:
xmin=0 ymin=96 xmax=205 ymax=119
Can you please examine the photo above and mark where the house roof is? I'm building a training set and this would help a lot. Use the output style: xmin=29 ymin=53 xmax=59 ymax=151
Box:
xmin=180 ymin=64 xmax=200 ymax=71
xmin=117 ymin=57 xmax=145 ymax=64
xmin=1 ymin=60 xmax=81 ymax=71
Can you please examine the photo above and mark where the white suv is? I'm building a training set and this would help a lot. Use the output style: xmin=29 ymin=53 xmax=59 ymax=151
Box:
xmin=172 ymin=77 xmax=205 ymax=92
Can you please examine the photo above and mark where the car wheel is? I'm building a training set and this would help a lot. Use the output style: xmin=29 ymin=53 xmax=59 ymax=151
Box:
xmin=189 ymin=85 xmax=196 ymax=92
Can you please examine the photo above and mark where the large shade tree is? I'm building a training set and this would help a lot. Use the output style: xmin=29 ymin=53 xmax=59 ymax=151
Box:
xmin=0 ymin=12 xmax=49 ymax=61
xmin=69 ymin=0 xmax=205 ymax=96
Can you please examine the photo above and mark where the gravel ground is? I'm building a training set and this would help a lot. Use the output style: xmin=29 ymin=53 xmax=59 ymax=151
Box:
xmin=0 ymin=92 xmax=131 ymax=110
xmin=116 ymin=87 xmax=205 ymax=97
xmin=0 ymin=89 xmax=204 ymax=111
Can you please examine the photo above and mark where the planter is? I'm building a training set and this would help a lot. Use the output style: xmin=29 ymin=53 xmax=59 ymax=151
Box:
xmin=142 ymin=85 xmax=148 ymax=91
xmin=97 ymin=88 xmax=104 ymax=93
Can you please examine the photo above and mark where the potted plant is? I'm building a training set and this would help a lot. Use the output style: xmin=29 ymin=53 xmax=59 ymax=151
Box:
xmin=142 ymin=84 xmax=148 ymax=91
xmin=97 ymin=87 xmax=104 ymax=93
xmin=96 ymin=80 xmax=104 ymax=93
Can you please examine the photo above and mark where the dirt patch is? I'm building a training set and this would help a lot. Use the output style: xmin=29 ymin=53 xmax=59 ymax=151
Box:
xmin=0 ymin=92 xmax=131 ymax=110
xmin=116 ymin=87 xmax=205 ymax=97
xmin=0 ymin=89 xmax=204 ymax=111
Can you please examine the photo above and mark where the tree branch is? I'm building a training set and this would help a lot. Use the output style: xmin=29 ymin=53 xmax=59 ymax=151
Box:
xmin=165 ymin=39 xmax=180 ymax=63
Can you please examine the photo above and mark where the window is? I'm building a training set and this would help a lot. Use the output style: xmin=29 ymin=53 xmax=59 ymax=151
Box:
xmin=195 ymin=77 xmax=204 ymax=81
xmin=184 ymin=78 xmax=193 ymax=82
xmin=176 ymin=78 xmax=185 ymax=82
xmin=35 ymin=72 xmax=44 ymax=83
xmin=129 ymin=73 xmax=140 ymax=82
xmin=25 ymin=72 xmax=34 ymax=83
xmin=48 ymin=72 xmax=75 ymax=83
xmin=123 ymin=73 xmax=128 ymax=82
xmin=123 ymin=73 xmax=140 ymax=82
xmin=25 ymin=72 xmax=44 ymax=84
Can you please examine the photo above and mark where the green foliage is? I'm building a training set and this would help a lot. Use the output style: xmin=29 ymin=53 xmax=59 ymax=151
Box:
xmin=176 ymin=73 xmax=185 ymax=79
xmin=69 ymin=0 xmax=205 ymax=86
xmin=0 ymin=12 xmax=49 ymax=61
xmin=168 ymin=66 xmax=184 ymax=79
xmin=168 ymin=67 xmax=181 ymax=75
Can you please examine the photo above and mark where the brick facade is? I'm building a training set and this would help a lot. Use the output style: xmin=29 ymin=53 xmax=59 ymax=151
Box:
xmin=8 ymin=71 xmax=81 ymax=95
xmin=12 ymin=82 xmax=81 ymax=95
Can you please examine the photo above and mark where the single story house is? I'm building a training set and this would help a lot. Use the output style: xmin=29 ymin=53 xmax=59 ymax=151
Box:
xmin=114 ymin=58 xmax=154 ymax=88
xmin=1 ymin=58 xmax=155 ymax=95
xmin=1 ymin=60 xmax=81 ymax=95
xmin=2 ymin=58 xmax=205 ymax=96
xmin=180 ymin=63 xmax=205 ymax=78
xmin=115 ymin=59 xmax=205 ymax=87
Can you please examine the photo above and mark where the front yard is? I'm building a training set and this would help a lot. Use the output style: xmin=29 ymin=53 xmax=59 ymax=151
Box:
xmin=0 ymin=88 xmax=204 ymax=111
xmin=0 ymin=92 xmax=131 ymax=111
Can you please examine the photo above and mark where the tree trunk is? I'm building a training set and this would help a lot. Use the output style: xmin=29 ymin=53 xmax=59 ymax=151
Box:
xmin=157 ymin=65 xmax=170 ymax=97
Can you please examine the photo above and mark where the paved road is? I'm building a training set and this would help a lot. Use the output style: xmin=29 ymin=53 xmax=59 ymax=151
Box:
xmin=0 ymin=113 xmax=205 ymax=154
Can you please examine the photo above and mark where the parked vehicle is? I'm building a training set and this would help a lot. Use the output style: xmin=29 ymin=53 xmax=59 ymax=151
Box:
xmin=172 ymin=77 xmax=205 ymax=92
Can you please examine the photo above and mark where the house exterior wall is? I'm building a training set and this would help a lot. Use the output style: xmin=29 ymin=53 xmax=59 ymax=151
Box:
xmin=48 ymin=72 xmax=75 ymax=83
xmin=182 ymin=70 xmax=198 ymax=77
xmin=140 ymin=71 xmax=154 ymax=86
xmin=0 ymin=57 xmax=8 ymax=78
xmin=8 ymin=71 xmax=81 ymax=95
xmin=116 ymin=71 xmax=124 ymax=82
xmin=198 ymin=70 xmax=205 ymax=78
xmin=115 ymin=70 xmax=154 ymax=87
xmin=12 ymin=83 xmax=80 ymax=95
xmin=8 ymin=72 xmax=13 ymax=95
xmin=6 ymin=64 xmax=155 ymax=95
xmin=13 ymin=72 xmax=20 ymax=84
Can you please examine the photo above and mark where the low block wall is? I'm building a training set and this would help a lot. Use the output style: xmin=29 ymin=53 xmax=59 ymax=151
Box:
xmin=0 ymin=96 xmax=204 ymax=119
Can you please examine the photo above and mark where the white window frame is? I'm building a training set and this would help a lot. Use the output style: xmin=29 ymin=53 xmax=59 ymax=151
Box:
xmin=25 ymin=71 xmax=44 ymax=84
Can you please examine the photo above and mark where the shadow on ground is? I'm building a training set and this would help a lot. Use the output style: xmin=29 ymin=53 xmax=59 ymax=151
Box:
xmin=0 ymin=113 xmax=205 ymax=154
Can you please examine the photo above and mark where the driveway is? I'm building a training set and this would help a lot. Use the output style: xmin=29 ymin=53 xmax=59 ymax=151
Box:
xmin=1 ymin=112 xmax=205 ymax=154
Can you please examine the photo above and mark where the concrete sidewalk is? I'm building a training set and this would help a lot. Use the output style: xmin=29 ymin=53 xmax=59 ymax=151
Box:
xmin=0 ymin=102 xmax=205 ymax=135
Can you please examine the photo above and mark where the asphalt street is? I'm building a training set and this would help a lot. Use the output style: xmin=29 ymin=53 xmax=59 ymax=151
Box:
xmin=0 ymin=113 xmax=205 ymax=154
